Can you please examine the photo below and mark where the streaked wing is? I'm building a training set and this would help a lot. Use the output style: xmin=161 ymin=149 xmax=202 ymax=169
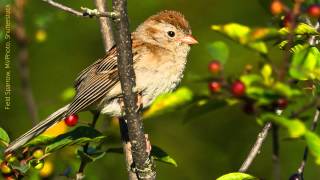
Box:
xmin=66 ymin=38 xmax=143 ymax=116
xmin=67 ymin=47 xmax=119 ymax=115
xmin=74 ymin=46 xmax=118 ymax=91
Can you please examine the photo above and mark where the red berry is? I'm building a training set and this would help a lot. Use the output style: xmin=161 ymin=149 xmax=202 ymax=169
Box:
xmin=308 ymin=4 xmax=320 ymax=18
xmin=208 ymin=81 xmax=221 ymax=93
xmin=208 ymin=60 xmax=221 ymax=74
xmin=2 ymin=173 xmax=15 ymax=180
xmin=64 ymin=114 xmax=78 ymax=127
xmin=274 ymin=98 xmax=288 ymax=110
xmin=231 ymin=80 xmax=246 ymax=97
xmin=270 ymin=1 xmax=283 ymax=15
xmin=282 ymin=13 xmax=293 ymax=27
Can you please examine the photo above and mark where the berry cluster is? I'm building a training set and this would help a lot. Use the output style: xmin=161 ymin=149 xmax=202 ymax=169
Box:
xmin=270 ymin=0 xmax=320 ymax=27
xmin=1 ymin=149 xmax=45 ymax=179
xmin=207 ymin=60 xmax=288 ymax=114
xmin=208 ymin=60 xmax=246 ymax=96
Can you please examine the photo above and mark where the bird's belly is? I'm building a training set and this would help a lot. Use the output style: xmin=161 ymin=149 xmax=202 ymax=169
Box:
xmin=100 ymin=59 xmax=185 ymax=116
xmin=136 ymin=68 xmax=182 ymax=107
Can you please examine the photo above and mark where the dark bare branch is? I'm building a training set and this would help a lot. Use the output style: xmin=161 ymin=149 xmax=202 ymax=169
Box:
xmin=112 ymin=0 xmax=156 ymax=179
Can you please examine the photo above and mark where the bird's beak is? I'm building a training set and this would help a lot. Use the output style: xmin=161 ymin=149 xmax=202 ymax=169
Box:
xmin=179 ymin=35 xmax=198 ymax=45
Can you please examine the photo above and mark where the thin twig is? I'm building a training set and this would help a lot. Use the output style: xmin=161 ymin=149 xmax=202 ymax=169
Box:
xmin=42 ymin=0 xmax=118 ymax=18
xmin=93 ymin=0 xmax=115 ymax=52
xmin=112 ymin=0 xmax=156 ymax=179
xmin=297 ymin=109 xmax=320 ymax=176
xmin=239 ymin=122 xmax=272 ymax=172
xmin=14 ymin=0 xmax=39 ymax=125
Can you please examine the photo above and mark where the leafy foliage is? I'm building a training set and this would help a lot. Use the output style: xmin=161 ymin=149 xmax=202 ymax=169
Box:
xmin=216 ymin=172 xmax=258 ymax=180
xmin=211 ymin=23 xmax=279 ymax=54
xmin=207 ymin=41 xmax=229 ymax=64
xmin=0 ymin=127 xmax=10 ymax=146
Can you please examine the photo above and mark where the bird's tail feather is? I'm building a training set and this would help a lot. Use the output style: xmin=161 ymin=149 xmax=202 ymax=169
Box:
xmin=5 ymin=104 xmax=70 ymax=153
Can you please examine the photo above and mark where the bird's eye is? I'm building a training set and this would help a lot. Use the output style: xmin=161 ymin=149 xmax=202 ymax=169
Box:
xmin=167 ymin=31 xmax=175 ymax=37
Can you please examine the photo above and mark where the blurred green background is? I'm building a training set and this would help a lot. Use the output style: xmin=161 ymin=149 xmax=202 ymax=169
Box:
xmin=1 ymin=0 xmax=320 ymax=179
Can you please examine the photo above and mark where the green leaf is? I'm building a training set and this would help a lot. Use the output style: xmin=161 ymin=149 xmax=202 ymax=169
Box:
xmin=240 ymin=74 xmax=262 ymax=87
xmin=290 ymin=44 xmax=309 ymax=54
xmin=0 ymin=128 xmax=10 ymax=146
xmin=144 ymin=87 xmax=193 ymax=118
xmin=211 ymin=23 xmax=269 ymax=54
xmin=212 ymin=23 xmax=250 ymax=42
xmin=246 ymin=87 xmax=271 ymax=105
xmin=151 ymin=145 xmax=177 ymax=167
xmin=248 ymin=42 xmax=267 ymax=54
xmin=290 ymin=46 xmax=320 ymax=80
xmin=259 ymin=114 xmax=306 ymax=138
xmin=305 ymin=131 xmax=320 ymax=164
xmin=249 ymin=28 xmax=279 ymax=41
xmin=77 ymin=149 xmax=106 ymax=163
xmin=216 ymin=172 xmax=258 ymax=180
xmin=207 ymin=41 xmax=229 ymax=64
xmin=24 ymin=135 xmax=53 ymax=147
xmin=279 ymin=23 xmax=319 ymax=35
xmin=273 ymin=82 xmax=301 ymax=97
xmin=45 ymin=126 xmax=106 ymax=153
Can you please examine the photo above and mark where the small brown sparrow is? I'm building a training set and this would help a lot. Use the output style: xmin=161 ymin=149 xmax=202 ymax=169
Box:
xmin=6 ymin=10 xmax=198 ymax=152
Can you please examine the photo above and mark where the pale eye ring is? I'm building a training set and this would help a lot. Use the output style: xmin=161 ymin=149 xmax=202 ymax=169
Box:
xmin=167 ymin=31 xmax=175 ymax=37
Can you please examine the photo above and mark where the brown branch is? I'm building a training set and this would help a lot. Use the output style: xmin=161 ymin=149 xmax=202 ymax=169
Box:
xmin=42 ymin=0 xmax=118 ymax=19
xmin=239 ymin=122 xmax=272 ymax=172
xmin=112 ymin=0 xmax=156 ymax=179
xmin=93 ymin=0 xmax=115 ymax=52
xmin=297 ymin=109 xmax=320 ymax=176
xmin=14 ymin=0 xmax=38 ymax=126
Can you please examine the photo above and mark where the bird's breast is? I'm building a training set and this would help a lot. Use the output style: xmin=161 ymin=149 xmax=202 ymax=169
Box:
xmin=135 ymin=54 xmax=187 ymax=107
